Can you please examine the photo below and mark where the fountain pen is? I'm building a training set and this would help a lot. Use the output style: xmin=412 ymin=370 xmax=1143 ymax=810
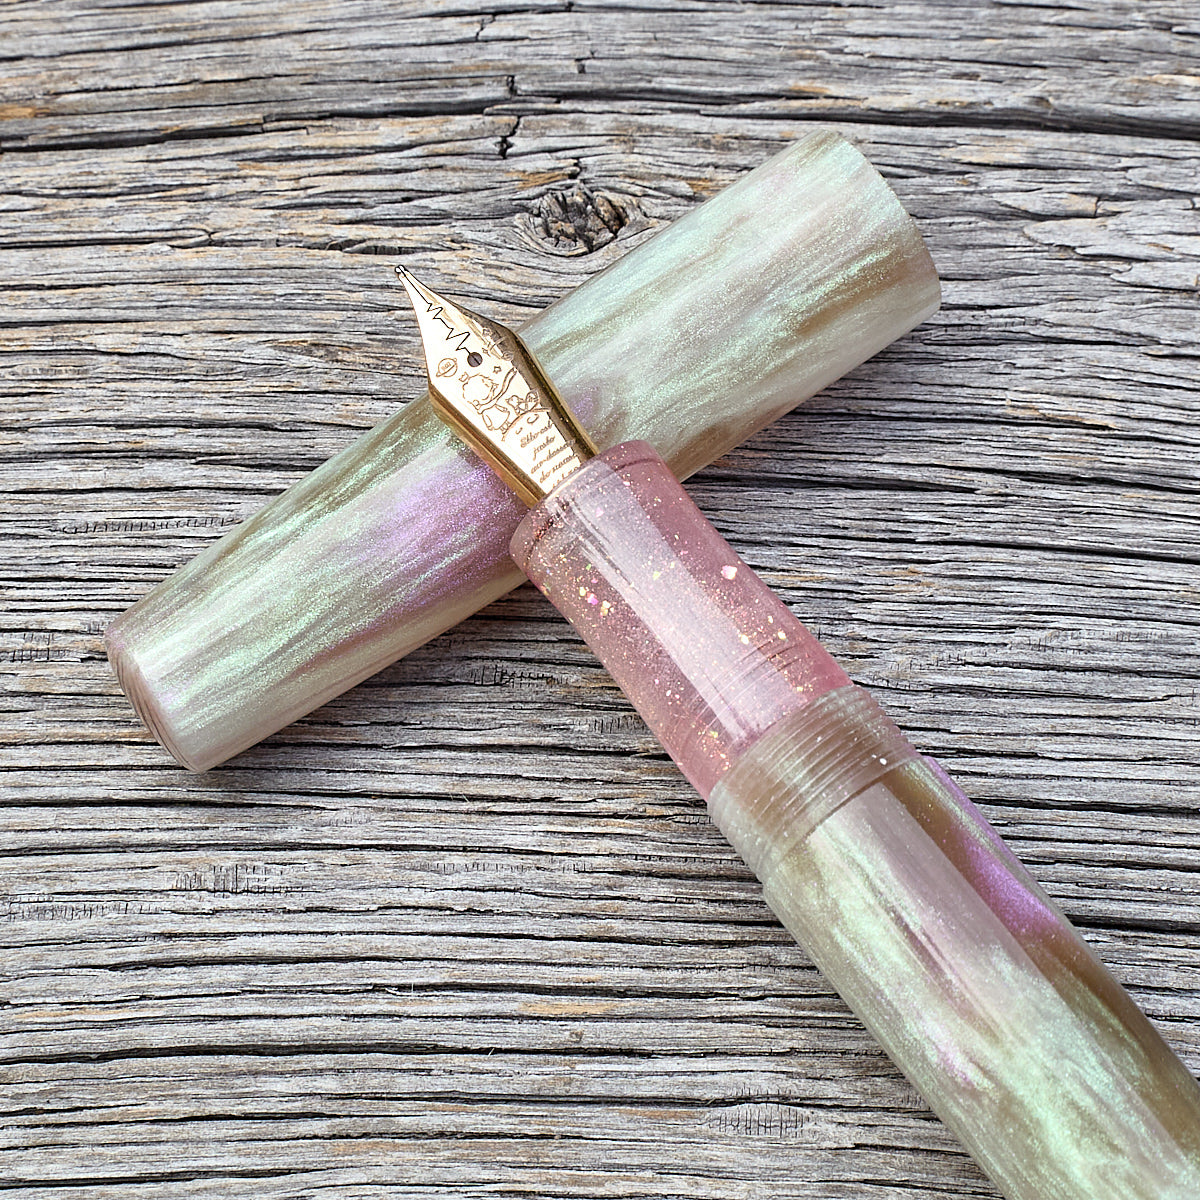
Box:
xmin=397 ymin=266 xmax=1200 ymax=1200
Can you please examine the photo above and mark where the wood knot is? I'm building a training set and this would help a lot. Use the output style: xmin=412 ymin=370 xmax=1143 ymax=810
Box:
xmin=529 ymin=185 xmax=626 ymax=254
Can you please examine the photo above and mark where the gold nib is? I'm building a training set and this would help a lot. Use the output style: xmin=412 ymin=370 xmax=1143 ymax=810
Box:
xmin=396 ymin=266 xmax=596 ymax=506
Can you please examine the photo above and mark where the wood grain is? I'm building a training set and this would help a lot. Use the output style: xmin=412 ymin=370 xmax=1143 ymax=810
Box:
xmin=3 ymin=2 xmax=1199 ymax=1197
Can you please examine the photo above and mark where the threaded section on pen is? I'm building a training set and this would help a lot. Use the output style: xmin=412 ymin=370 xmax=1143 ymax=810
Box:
xmin=707 ymin=685 xmax=917 ymax=880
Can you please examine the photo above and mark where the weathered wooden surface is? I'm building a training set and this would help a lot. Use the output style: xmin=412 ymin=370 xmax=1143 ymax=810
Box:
xmin=3 ymin=2 xmax=1199 ymax=1196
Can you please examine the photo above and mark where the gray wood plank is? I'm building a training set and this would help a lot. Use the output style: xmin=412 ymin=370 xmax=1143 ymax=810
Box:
xmin=3 ymin=1 xmax=1200 ymax=1197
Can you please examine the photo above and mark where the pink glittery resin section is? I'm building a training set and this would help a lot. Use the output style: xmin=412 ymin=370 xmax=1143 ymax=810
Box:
xmin=510 ymin=442 xmax=849 ymax=798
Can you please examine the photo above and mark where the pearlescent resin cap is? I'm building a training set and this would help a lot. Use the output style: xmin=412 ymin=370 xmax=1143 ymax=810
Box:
xmin=106 ymin=129 xmax=940 ymax=771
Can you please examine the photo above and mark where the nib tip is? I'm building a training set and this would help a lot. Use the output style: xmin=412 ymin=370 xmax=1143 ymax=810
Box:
xmin=395 ymin=264 xmax=435 ymax=308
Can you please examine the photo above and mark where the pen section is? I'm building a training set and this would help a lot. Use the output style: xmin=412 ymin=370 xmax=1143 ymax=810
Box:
xmin=510 ymin=441 xmax=851 ymax=798
xmin=512 ymin=441 xmax=1200 ymax=1200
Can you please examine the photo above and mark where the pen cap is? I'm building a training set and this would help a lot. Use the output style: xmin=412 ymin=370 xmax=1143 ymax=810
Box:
xmin=106 ymin=128 xmax=940 ymax=771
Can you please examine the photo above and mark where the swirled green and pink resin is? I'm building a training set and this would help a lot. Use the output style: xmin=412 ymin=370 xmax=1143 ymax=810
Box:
xmin=106 ymin=128 xmax=939 ymax=770
xmin=512 ymin=442 xmax=1200 ymax=1200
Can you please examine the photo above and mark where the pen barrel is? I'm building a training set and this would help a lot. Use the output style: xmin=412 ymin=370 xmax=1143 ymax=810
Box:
xmin=712 ymin=692 xmax=1200 ymax=1199
xmin=512 ymin=441 xmax=1200 ymax=1200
